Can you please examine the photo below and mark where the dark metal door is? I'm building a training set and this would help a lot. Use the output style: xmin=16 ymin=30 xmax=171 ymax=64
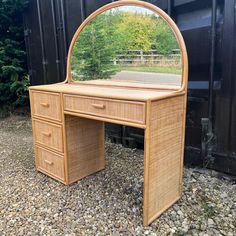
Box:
xmin=24 ymin=0 xmax=236 ymax=175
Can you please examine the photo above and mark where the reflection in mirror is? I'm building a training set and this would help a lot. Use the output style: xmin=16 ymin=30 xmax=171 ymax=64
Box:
xmin=71 ymin=5 xmax=182 ymax=86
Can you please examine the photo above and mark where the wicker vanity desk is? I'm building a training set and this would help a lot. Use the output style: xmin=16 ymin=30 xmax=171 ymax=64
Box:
xmin=29 ymin=0 xmax=188 ymax=226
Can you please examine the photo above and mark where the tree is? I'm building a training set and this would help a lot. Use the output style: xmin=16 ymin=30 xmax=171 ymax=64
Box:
xmin=70 ymin=7 xmax=180 ymax=80
xmin=153 ymin=18 xmax=179 ymax=55
xmin=71 ymin=14 xmax=117 ymax=81
xmin=0 ymin=0 xmax=29 ymax=113
xmin=114 ymin=11 xmax=157 ymax=52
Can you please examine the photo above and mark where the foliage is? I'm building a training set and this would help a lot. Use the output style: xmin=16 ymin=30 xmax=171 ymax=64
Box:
xmin=153 ymin=19 xmax=178 ymax=55
xmin=114 ymin=11 xmax=157 ymax=52
xmin=71 ymin=8 xmax=179 ymax=80
xmin=0 ymin=0 xmax=29 ymax=111
xmin=203 ymin=202 xmax=216 ymax=219
xmin=72 ymin=14 xmax=118 ymax=80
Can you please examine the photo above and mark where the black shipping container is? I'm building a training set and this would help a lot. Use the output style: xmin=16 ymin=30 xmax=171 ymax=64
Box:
xmin=23 ymin=0 xmax=236 ymax=175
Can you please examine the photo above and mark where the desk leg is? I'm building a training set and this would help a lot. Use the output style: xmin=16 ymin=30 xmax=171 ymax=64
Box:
xmin=143 ymin=96 xmax=186 ymax=225
xmin=65 ymin=116 xmax=105 ymax=184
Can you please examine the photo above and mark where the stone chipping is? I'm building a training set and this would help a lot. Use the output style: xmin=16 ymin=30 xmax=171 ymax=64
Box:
xmin=0 ymin=115 xmax=235 ymax=236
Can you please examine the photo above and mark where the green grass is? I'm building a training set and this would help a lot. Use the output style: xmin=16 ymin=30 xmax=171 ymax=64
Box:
xmin=116 ymin=66 xmax=182 ymax=75
xmin=203 ymin=203 xmax=216 ymax=219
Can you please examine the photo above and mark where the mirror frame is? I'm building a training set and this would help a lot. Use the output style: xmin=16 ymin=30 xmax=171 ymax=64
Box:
xmin=65 ymin=0 xmax=188 ymax=92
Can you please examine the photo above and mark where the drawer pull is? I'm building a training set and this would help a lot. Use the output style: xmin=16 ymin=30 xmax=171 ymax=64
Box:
xmin=44 ymin=160 xmax=53 ymax=165
xmin=42 ymin=132 xmax=51 ymax=137
xmin=91 ymin=103 xmax=105 ymax=109
xmin=40 ymin=102 xmax=49 ymax=108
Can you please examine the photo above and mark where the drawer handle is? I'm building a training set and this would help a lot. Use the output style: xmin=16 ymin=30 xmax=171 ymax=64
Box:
xmin=44 ymin=160 xmax=53 ymax=165
xmin=91 ymin=103 xmax=105 ymax=109
xmin=40 ymin=102 xmax=49 ymax=108
xmin=42 ymin=132 xmax=51 ymax=137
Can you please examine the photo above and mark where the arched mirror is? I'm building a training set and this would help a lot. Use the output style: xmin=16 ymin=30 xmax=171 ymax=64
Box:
xmin=66 ymin=1 xmax=187 ymax=90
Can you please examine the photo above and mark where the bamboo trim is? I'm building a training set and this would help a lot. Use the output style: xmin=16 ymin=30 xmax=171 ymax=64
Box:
xmin=34 ymin=142 xmax=65 ymax=157
xmin=64 ymin=110 xmax=146 ymax=129
xmin=150 ymin=90 xmax=186 ymax=101
xmin=101 ymin=122 xmax=105 ymax=173
xmin=60 ymin=92 xmax=69 ymax=185
xmin=64 ymin=108 xmax=145 ymax=125
xmin=64 ymin=94 xmax=146 ymax=106
xmin=30 ymin=89 xmax=60 ymax=96
xmin=29 ymin=91 xmax=38 ymax=169
xmin=64 ymin=0 xmax=188 ymax=91
xmin=29 ymin=83 xmax=185 ymax=102
xmin=178 ymin=93 xmax=188 ymax=194
xmin=37 ymin=167 xmax=66 ymax=184
xmin=32 ymin=117 xmax=63 ymax=128
xmin=143 ymin=99 xmax=151 ymax=225
xmin=147 ymin=196 xmax=180 ymax=225
xmin=29 ymin=84 xmax=166 ymax=102
xmin=72 ymin=80 xmax=181 ymax=91
xmin=31 ymin=115 xmax=62 ymax=125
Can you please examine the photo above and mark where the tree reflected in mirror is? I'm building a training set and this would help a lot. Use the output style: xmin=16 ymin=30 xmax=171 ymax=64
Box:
xmin=71 ymin=6 xmax=182 ymax=86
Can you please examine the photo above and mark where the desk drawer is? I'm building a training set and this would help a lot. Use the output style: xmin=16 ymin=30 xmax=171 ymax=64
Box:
xmin=33 ymin=119 xmax=63 ymax=153
xmin=30 ymin=91 xmax=62 ymax=122
xmin=36 ymin=146 xmax=65 ymax=181
xmin=64 ymin=95 xmax=145 ymax=124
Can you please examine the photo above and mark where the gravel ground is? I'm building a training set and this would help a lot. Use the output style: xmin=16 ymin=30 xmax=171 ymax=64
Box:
xmin=0 ymin=115 xmax=235 ymax=236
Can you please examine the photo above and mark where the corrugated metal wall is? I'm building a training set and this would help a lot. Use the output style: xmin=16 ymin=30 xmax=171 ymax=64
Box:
xmin=23 ymin=0 xmax=236 ymax=175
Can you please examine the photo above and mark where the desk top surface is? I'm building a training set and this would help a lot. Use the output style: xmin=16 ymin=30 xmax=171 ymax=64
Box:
xmin=30 ymin=83 xmax=181 ymax=101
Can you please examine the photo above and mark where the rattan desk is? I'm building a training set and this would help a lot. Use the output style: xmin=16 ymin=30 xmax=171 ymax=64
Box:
xmin=29 ymin=0 xmax=188 ymax=225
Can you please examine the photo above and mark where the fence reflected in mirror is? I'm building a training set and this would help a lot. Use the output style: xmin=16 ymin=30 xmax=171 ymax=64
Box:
xmin=71 ymin=5 xmax=182 ymax=86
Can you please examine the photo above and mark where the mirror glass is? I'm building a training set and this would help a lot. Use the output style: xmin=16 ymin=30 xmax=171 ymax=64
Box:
xmin=71 ymin=5 xmax=182 ymax=86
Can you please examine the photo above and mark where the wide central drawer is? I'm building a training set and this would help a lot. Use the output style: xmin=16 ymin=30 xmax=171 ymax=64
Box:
xmin=64 ymin=95 xmax=146 ymax=124
xmin=33 ymin=119 xmax=64 ymax=153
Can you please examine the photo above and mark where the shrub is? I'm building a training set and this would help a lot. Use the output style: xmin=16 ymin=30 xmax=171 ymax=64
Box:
xmin=0 ymin=0 xmax=29 ymax=113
